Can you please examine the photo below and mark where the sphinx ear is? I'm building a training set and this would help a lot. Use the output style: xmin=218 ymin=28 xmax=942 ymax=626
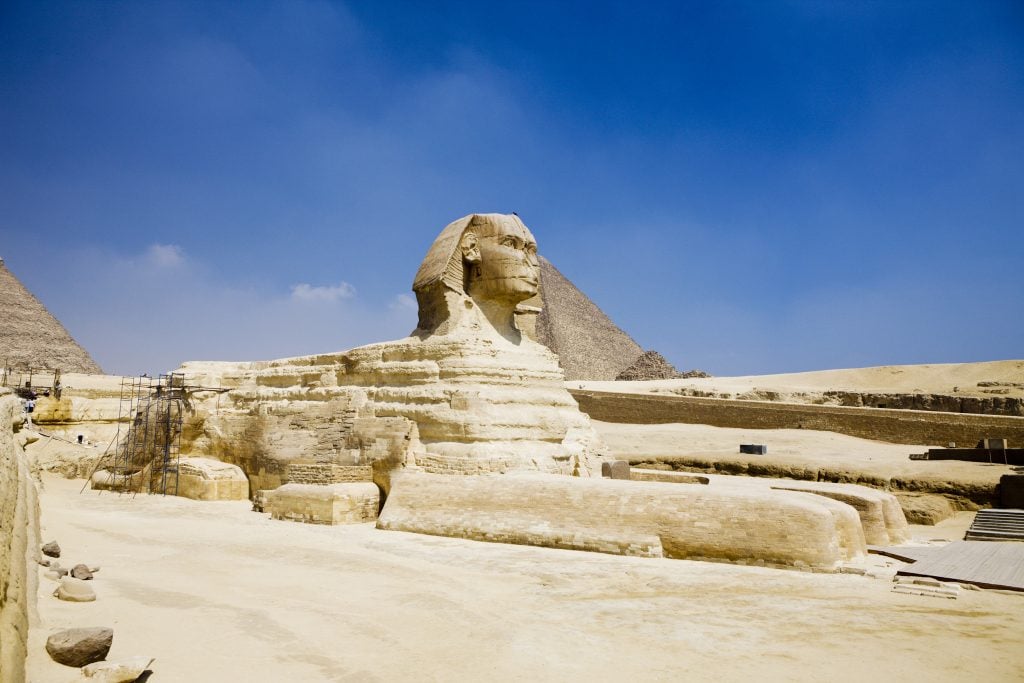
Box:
xmin=461 ymin=231 xmax=481 ymax=264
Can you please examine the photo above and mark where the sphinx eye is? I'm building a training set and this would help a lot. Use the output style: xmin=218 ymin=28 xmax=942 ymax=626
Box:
xmin=501 ymin=236 xmax=518 ymax=247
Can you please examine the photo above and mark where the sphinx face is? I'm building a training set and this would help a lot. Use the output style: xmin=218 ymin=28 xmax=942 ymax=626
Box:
xmin=466 ymin=216 xmax=540 ymax=305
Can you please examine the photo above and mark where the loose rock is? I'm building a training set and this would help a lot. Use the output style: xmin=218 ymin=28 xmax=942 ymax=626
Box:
xmin=71 ymin=564 xmax=94 ymax=580
xmin=45 ymin=627 xmax=113 ymax=667
xmin=81 ymin=656 xmax=155 ymax=682
xmin=54 ymin=576 xmax=96 ymax=602
xmin=42 ymin=540 xmax=61 ymax=558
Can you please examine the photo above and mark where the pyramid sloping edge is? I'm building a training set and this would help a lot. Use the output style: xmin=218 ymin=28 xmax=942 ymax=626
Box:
xmin=0 ymin=260 xmax=103 ymax=374
xmin=535 ymin=256 xmax=643 ymax=381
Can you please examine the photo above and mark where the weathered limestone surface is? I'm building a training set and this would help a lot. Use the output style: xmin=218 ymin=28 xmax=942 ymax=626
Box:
xmin=770 ymin=481 xmax=909 ymax=545
xmin=176 ymin=457 xmax=248 ymax=501
xmin=179 ymin=214 xmax=609 ymax=493
xmin=629 ymin=469 xmax=710 ymax=485
xmin=0 ymin=390 xmax=40 ymax=683
xmin=378 ymin=471 xmax=865 ymax=569
xmin=267 ymin=483 xmax=379 ymax=525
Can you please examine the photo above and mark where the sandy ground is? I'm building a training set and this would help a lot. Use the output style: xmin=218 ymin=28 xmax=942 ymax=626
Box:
xmin=28 ymin=474 xmax=1024 ymax=683
xmin=593 ymin=421 xmax=1015 ymax=487
xmin=577 ymin=359 xmax=1024 ymax=400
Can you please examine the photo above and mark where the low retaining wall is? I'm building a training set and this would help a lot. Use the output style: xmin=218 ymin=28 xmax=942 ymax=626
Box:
xmin=571 ymin=390 xmax=1024 ymax=447
xmin=378 ymin=471 xmax=865 ymax=570
xmin=0 ymin=391 xmax=40 ymax=683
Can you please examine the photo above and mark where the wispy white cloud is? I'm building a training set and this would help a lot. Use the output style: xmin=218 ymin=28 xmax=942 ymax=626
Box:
xmin=290 ymin=282 xmax=356 ymax=302
xmin=31 ymin=244 xmax=416 ymax=375
xmin=144 ymin=243 xmax=184 ymax=268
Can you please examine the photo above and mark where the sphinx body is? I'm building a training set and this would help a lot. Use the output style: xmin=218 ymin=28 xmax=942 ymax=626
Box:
xmin=180 ymin=214 xmax=607 ymax=493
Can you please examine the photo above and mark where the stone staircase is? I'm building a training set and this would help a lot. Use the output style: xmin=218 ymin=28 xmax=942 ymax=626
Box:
xmin=965 ymin=509 xmax=1024 ymax=541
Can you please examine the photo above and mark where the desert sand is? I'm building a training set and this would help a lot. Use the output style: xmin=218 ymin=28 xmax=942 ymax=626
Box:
xmin=578 ymin=359 xmax=1024 ymax=400
xmin=27 ymin=474 xmax=1024 ymax=683
xmin=592 ymin=421 xmax=1014 ymax=487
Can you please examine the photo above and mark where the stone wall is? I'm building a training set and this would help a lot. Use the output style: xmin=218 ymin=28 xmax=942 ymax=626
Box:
xmin=285 ymin=463 xmax=374 ymax=485
xmin=267 ymin=483 xmax=380 ymax=525
xmin=571 ymin=390 xmax=1024 ymax=447
xmin=0 ymin=390 xmax=40 ymax=683
xmin=378 ymin=471 xmax=865 ymax=570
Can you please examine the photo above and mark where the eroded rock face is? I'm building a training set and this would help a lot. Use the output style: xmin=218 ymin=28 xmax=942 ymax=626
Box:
xmin=0 ymin=390 xmax=41 ymax=682
xmin=179 ymin=214 xmax=608 ymax=494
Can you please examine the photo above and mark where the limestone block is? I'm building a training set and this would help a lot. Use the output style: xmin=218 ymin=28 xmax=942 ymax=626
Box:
xmin=771 ymin=481 xmax=909 ymax=545
xmin=602 ymin=460 xmax=631 ymax=480
xmin=54 ymin=576 xmax=95 ymax=602
xmin=285 ymin=462 xmax=373 ymax=486
xmin=267 ymin=483 xmax=379 ymax=525
xmin=82 ymin=656 xmax=155 ymax=682
xmin=90 ymin=469 xmax=146 ymax=492
xmin=894 ymin=493 xmax=955 ymax=525
xmin=378 ymin=471 xmax=865 ymax=570
xmin=175 ymin=457 xmax=249 ymax=501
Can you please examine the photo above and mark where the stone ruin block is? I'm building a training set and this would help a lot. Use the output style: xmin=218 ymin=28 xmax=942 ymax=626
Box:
xmin=176 ymin=457 xmax=249 ymax=501
xmin=285 ymin=462 xmax=373 ymax=486
xmin=266 ymin=482 xmax=379 ymax=525
xmin=601 ymin=460 xmax=631 ymax=480
xmin=740 ymin=444 xmax=767 ymax=455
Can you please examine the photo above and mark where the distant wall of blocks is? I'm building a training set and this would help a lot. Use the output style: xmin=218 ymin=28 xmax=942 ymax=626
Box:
xmin=570 ymin=390 xmax=1024 ymax=447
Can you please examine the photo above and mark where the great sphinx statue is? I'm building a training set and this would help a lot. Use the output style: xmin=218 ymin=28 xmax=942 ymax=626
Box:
xmin=178 ymin=213 xmax=895 ymax=570
xmin=179 ymin=213 xmax=607 ymax=496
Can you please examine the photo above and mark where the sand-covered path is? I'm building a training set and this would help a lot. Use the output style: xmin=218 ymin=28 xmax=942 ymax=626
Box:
xmin=29 ymin=475 xmax=1024 ymax=682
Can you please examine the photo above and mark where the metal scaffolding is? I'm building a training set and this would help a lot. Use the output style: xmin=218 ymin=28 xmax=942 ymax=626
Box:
xmin=105 ymin=373 xmax=185 ymax=495
xmin=1 ymin=364 xmax=62 ymax=399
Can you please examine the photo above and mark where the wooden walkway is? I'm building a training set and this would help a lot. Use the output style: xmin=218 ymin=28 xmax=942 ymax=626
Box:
xmin=890 ymin=541 xmax=1024 ymax=591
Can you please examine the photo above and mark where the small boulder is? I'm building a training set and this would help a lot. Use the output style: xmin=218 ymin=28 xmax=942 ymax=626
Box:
xmin=54 ymin=576 xmax=96 ymax=602
xmin=82 ymin=656 xmax=155 ymax=682
xmin=42 ymin=540 xmax=61 ymax=558
xmin=45 ymin=627 xmax=113 ymax=667
xmin=71 ymin=564 xmax=94 ymax=580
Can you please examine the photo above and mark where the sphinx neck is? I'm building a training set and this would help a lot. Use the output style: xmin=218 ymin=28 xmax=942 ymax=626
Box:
xmin=472 ymin=298 xmax=522 ymax=343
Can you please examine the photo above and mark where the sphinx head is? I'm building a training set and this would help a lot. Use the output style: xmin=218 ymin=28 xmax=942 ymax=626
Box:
xmin=412 ymin=214 xmax=541 ymax=336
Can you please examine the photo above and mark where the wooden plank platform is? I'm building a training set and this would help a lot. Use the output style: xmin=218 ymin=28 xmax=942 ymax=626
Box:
xmin=867 ymin=545 xmax=945 ymax=563
xmin=894 ymin=541 xmax=1024 ymax=591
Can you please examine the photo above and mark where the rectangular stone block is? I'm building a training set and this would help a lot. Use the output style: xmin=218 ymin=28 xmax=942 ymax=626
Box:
xmin=601 ymin=460 xmax=631 ymax=480
xmin=740 ymin=444 xmax=767 ymax=455
xmin=267 ymin=483 xmax=379 ymax=525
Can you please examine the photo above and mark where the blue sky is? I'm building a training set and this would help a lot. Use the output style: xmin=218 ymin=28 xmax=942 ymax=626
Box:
xmin=1 ymin=1 xmax=1022 ymax=376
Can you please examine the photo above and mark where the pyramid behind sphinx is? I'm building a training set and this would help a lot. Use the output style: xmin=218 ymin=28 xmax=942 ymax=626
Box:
xmin=0 ymin=257 xmax=103 ymax=373
xmin=536 ymin=256 xmax=650 ymax=381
